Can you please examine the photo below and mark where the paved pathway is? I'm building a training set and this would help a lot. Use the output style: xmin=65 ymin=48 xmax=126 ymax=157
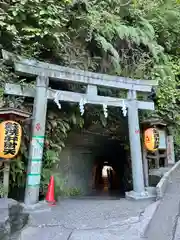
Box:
xmin=12 ymin=198 xmax=153 ymax=240
xmin=143 ymin=167 xmax=180 ymax=240
xmin=10 ymin=166 xmax=180 ymax=239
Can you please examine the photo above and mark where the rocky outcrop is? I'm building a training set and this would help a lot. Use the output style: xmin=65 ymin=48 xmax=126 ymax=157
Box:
xmin=0 ymin=198 xmax=29 ymax=240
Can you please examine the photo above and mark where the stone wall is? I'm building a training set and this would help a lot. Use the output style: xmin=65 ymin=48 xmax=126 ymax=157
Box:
xmin=0 ymin=198 xmax=28 ymax=240
xmin=59 ymin=146 xmax=95 ymax=195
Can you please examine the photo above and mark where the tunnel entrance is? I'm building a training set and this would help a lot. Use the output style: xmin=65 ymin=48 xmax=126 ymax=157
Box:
xmin=58 ymin=120 xmax=132 ymax=199
xmin=90 ymin=139 xmax=129 ymax=197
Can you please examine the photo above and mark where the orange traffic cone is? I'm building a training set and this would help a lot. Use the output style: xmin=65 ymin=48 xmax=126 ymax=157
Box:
xmin=45 ymin=176 xmax=56 ymax=205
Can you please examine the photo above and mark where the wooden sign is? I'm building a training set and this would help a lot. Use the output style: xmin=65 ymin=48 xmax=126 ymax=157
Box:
xmin=167 ymin=135 xmax=175 ymax=165
xmin=144 ymin=128 xmax=159 ymax=152
xmin=0 ymin=121 xmax=22 ymax=159
xmin=158 ymin=130 xmax=167 ymax=149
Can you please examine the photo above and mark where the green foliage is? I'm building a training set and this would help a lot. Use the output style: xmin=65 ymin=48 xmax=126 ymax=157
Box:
xmin=0 ymin=182 xmax=5 ymax=198
xmin=64 ymin=187 xmax=82 ymax=197
xmin=0 ymin=0 xmax=169 ymax=74
xmin=0 ymin=0 xmax=174 ymax=79
xmin=41 ymin=149 xmax=65 ymax=198
xmin=10 ymin=158 xmax=26 ymax=188
xmin=0 ymin=0 xmax=71 ymax=57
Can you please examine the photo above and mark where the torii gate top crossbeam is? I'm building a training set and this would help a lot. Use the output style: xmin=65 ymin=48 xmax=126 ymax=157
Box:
xmin=2 ymin=50 xmax=158 ymax=92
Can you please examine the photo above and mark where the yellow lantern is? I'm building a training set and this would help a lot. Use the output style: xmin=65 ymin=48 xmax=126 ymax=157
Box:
xmin=0 ymin=121 xmax=22 ymax=159
xmin=144 ymin=127 xmax=159 ymax=152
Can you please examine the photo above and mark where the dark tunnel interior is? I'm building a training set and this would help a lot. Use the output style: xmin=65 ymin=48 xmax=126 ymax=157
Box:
xmin=90 ymin=138 xmax=130 ymax=197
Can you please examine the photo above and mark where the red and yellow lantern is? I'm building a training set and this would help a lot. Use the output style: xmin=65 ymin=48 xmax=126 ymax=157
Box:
xmin=0 ymin=121 xmax=22 ymax=159
xmin=144 ymin=127 xmax=159 ymax=152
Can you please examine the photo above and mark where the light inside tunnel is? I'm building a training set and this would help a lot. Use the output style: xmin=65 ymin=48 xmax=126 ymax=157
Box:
xmin=91 ymin=137 xmax=132 ymax=197
xmin=102 ymin=165 xmax=113 ymax=177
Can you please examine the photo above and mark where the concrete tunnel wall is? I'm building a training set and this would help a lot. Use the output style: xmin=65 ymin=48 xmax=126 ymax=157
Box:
xmin=58 ymin=146 xmax=95 ymax=195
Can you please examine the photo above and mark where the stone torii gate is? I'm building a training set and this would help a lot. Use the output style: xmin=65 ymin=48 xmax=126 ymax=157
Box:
xmin=2 ymin=50 xmax=158 ymax=205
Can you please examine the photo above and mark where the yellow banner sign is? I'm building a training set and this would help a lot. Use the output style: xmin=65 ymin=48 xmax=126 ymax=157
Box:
xmin=0 ymin=121 xmax=22 ymax=159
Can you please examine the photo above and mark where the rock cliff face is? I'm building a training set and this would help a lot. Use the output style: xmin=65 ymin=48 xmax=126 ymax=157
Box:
xmin=0 ymin=198 xmax=28 ymax=240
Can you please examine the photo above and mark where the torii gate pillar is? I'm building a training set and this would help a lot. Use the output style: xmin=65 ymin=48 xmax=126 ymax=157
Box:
xmin=24 ymin=76 xmax=49 ymax=205
xmin=126 ymin=90 xmax=148 ymax=200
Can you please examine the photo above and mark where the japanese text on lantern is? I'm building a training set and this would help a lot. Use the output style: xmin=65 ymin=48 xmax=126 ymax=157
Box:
xmin=0 ymin=121 xmax=22 ymax=159
xmin=144 ymin=127 xmax=159 ymax=152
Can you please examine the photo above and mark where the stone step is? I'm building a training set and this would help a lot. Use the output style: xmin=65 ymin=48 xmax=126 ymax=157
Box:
xmin=0 ymin=198 xmax=29 ymax=240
